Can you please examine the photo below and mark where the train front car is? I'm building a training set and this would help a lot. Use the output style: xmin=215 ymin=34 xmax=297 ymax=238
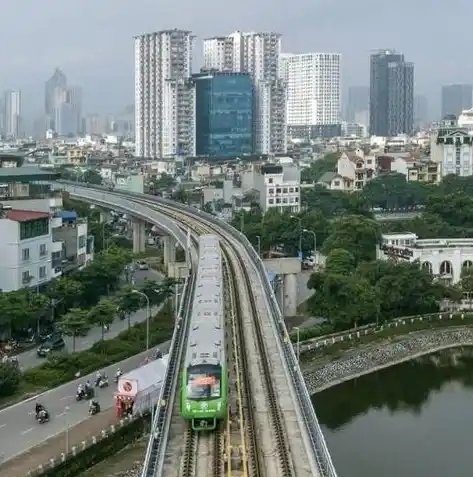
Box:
xmin=180 ymin=234 xmax=227 ymax=431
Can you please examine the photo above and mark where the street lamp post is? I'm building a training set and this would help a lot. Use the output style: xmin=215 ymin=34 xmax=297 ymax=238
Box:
xmin=256 ymin=235 xmax=261 ymax=257
xmin=64 ymin=406 xmax=70 ymax=454
xmin=132 ymin=290 xmax=150 ymax=350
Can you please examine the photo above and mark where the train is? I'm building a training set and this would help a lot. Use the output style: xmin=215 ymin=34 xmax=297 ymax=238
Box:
xmin=180 ymin=234 xmax=228 ymax=431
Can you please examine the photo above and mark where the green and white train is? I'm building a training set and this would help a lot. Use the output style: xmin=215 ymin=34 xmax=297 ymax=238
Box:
xmin=180 ymin=234 xmax=227 ymax=431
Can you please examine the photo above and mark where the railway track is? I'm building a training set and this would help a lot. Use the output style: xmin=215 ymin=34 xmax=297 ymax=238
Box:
xmin=63 ymin=183 xmax=330 ymax=477
xmin=159 ymin=214 xmax=295 ymax=477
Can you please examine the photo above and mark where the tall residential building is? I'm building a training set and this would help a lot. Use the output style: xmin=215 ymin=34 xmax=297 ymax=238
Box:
xmin=134 ymin=29 xmax=196 ymax=158
xmin=203 ymin=31 xmax=287 ymax=154
xmin=369 ymin=50 xmax=414 ymax=136
xmin=441 ymin=84 xmax=472 ymax=118
xmin=52 ymin=86 xmax=82 ymax=136
xmin=346 ymin=86 xmax=369 ymax=122
xmin=194 ymin=71 xmax=253 ymax=158
xmin=4 ymin=90 xmax=21 ymax=138
xmin=45 ymin=68 xmax=67 ymax=118
xmin=280 ymin=53 xmax=341 ymax=138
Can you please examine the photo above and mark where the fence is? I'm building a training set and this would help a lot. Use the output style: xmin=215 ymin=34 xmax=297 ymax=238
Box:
xmin=299 ymin=312 xmax=473 ymax=354
xmin=25 ymin=414 xmax=141 ymax=477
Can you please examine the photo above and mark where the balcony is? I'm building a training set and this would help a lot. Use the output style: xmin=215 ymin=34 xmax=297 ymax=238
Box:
xmin=52 ymin=240 xmax=64 ymax=253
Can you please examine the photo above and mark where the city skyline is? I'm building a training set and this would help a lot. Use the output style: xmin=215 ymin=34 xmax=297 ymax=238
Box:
xmin=0 ymin=0 xmax=471 ymax=121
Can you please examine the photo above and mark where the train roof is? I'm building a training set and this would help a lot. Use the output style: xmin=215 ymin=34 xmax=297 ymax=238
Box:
xmin=185 ymin=235 xmax=225 ymax=368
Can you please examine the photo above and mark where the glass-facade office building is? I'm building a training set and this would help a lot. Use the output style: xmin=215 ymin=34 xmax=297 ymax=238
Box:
xmin=194 ymin=72 xmax=253 ymax=158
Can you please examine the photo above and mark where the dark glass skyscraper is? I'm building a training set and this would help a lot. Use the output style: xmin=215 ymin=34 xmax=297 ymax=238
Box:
xmin=369 ymin=50 xmax=414 ymax=136
xmin=441 ymin=84 xmax=472 ymax=118
xmin=194 ymin=71 xmax=253 ymax=158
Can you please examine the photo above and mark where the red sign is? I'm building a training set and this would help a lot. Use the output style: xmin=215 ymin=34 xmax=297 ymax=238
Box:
xmin=194 ymin=376 xmax=216 ymax=385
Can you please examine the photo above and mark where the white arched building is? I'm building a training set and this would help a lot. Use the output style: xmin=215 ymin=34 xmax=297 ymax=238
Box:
xmin=377 ymin=233 xmax=473 ymax=284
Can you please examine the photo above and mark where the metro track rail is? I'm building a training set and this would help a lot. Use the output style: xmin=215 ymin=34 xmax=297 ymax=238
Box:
xmin=158 ymin=214 xmax=295 ymax=477
xmin=62 ymin=182 xmax=337 ymax=477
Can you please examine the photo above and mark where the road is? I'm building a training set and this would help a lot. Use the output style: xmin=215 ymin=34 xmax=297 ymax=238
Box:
xmin=0 ymin=339 xmax=172 ymax=464
xmin=0 ymin=267 xmax=170 ymax=464
xmin=15 ymin=268 xmax=163 ymax=371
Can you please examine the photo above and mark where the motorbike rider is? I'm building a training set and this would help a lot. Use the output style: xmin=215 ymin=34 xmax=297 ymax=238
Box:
xmin=77 ymin=383 xmax=84 ymax=396
xmin=115 ymin=368 xmax=122 ymax=382
xmin=89 ymin=399 xmax=100 ymax=413
xmin=35 ymin=402 xmax=43 ymax=416
xmin=84 ymin=380 xmax=92 ymax=395
xmin=95 ymin=371 xmax=102 ymax=386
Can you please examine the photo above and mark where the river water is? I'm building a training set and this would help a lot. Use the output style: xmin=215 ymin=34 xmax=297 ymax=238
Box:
xmin=311 ymin=347 xmax=473 ymax=477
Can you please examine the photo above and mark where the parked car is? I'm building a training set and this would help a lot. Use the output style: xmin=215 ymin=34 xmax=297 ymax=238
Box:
xmin=37 ymin=335 xmax=65 ymax=357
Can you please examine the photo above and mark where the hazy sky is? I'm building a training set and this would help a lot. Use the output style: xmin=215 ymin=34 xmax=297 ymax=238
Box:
xmin=2 ymin=0 xmax=472 ymax=118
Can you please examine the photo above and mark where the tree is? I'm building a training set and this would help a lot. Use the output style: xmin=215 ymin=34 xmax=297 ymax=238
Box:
xmin=88 ymin=299 xmax=116 ymax=340
xmin=58 ymin=308 xmax=90 ymax=352
xmin=307 ymin=273 xmax=380 ymax=329
xmin=0 ymin=362 xmax=21 ymax=397
xmin=322 ymin=215 xmax=380 ymax=264
xmin=116 ymin=286 xmax=143 ymax=328
xmin=83 ymin=170 xmax=103 ymax=185
xmin=325 ymin=249 xmax=355 ymax=275
xmin=301 ymin=152 xmax=339 ymax=183
xmin=48 ymin=277 xmax=84 ymax=310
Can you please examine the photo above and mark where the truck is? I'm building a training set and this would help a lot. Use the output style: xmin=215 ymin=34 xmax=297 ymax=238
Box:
xmin=115 ymin=355 xmax=169 ymax=417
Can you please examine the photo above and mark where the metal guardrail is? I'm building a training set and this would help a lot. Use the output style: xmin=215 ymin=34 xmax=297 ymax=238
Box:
xmin=57 ymin=181 xmax=337 ymax=477
xmin=141 ymin=272 xmax=194 ymax=477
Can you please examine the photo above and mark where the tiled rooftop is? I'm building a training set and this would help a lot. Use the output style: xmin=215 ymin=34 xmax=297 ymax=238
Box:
xmin=6 ymin=209 xmax=50 ymax=222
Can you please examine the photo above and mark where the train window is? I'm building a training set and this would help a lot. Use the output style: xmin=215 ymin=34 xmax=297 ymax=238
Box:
xmin=187 ymin=364 xmax=221 ymax=400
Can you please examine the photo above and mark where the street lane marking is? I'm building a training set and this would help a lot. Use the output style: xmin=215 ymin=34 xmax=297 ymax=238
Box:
xmin=28 ymin=411 xmax=35 ymax=416
xmin=21 ymin=428 xmax=33 ymax=435
xmin=60 ymin=395 xmax=72 ymax=401
xmin=57 ymin=412 xmax=65 ymax=417
xmin=0 ymin=423 xmax=6 ymax=428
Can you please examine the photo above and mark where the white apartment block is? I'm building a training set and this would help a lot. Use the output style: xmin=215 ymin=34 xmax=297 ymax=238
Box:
xmin=280 ymin=53 xmax=341 ymax=127
xmin=203 ymin=31 xmax=287 ymax=155
xmin=431 ymin=124 xmax=473 ymax=177
xmin=134 ymin=29 xmax=196 ymax=159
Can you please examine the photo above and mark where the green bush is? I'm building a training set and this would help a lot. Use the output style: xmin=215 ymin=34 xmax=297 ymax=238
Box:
xmin=21 ymin=305 xmax=174 ymax=393
xmin=0 ymin=362 xmax=21 ymax=396
xmin=37 ymin=416 xmax=148 ymax=477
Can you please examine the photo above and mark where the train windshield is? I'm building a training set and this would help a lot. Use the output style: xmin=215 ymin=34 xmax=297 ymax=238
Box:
xmin=187 ymin=364 xmax=221 ymax=400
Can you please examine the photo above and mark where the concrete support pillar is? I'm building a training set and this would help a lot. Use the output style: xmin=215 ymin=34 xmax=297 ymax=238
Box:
xmin=163 ymin=236 xmax=176 ymax=266
xmin=132 ymin=220 xmax=146 ymax=254
xmin=283 ymin=273 xmax=298 ymax=317
xmin=99 ymin=211 xmax=107 ymax=223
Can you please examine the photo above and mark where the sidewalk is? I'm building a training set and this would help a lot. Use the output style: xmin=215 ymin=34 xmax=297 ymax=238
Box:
xmin=16 ymin=268 xmax=164 ymax=372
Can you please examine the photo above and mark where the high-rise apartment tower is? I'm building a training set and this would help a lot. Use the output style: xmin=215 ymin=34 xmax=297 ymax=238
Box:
xmin=134 ymin=29 xmax=196 ymax=158
xmin=280 ymin=53 xmax=341 ymax=138
xmin=441 ymin=84 xmax=472 ymax=118
xmin=203 ymin=31 xmax=287 ymax=154
xmin=4 ymin=90 xmax=21 ymax=138
xmin=369 ymin=50 xmax=414 ymax=136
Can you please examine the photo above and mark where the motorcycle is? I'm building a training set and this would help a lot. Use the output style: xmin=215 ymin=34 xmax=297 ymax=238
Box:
xmin=114 ymin=372 xmax=122 ymax=384
xmin=36 ymin=411 xmax=49 ymax=424
xmin=89 ymin=402 xmax=101 ymax=415
xmin=95 ymin=376 xmax=109 ymax=388
xmin=76 ymin=387 xmax=94 ymax=401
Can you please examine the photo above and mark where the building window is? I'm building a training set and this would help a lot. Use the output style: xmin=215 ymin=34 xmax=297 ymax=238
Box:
xmin=268 ymin=199 xmax=274 ymax=204
xmin=78 ymin=235 xmax=86 ymax=248
xmin=22 ymin=271 xmax=30 ymax=284
xmin=39 ymin=244 xmax=47 ymax=257
xmin=20 ymin=218 xmax=49 ymax=240
xmin=39 ymin=266 xmax=46 ymax=279
xmin=22 ymin=248 xmax=30 ymax=261
xmin=268 ymin=178 xmax=273 ymax=184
